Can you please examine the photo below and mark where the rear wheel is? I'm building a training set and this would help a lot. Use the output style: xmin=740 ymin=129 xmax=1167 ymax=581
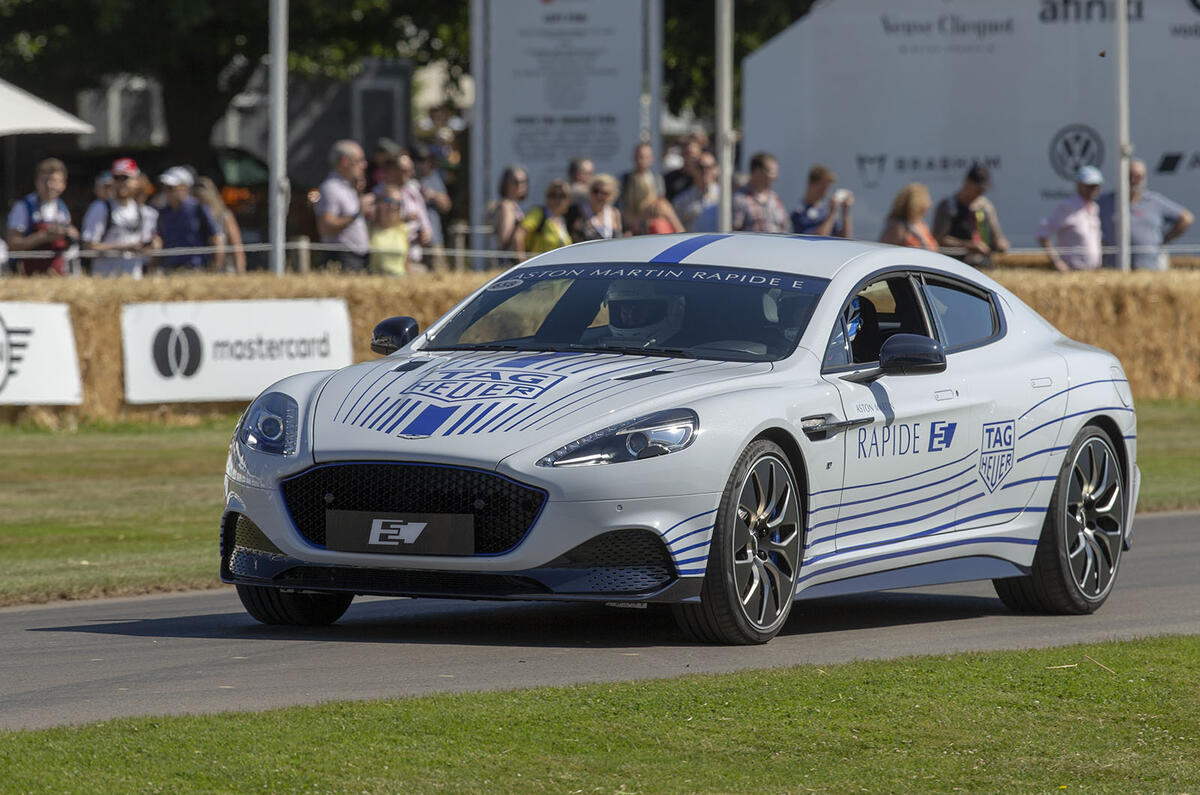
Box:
xmin=236 ymin=584 xmax=354 ymax=626
xmin=993 ymin=425 xmax=1126 ymax=613
xmin=674 ymin=440 xmax=803 ymax=644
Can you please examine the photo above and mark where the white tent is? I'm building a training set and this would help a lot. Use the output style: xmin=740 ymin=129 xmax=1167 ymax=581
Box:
xmin=0 ymin=77 xmax=93 ymax=136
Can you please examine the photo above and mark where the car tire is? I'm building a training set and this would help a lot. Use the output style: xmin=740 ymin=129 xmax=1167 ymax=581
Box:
xmin=674 ymin=439 xmax=804 ymax=644
xmin=993 ymin=425 xmax=1126 ymax=614
xmin=236 ymin=584 xmax=355 ymax=626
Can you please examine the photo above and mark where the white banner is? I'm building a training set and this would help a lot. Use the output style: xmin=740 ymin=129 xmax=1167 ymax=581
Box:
xmin=0 ymin=302 xmax=82 ymax=406
xmin=743 ymin=0 xmax=1200 ymax=249
xmin=121 ymin=299 xmax=353 ymax=404
xmin=470 ymin=0 xmax=662 ymax=239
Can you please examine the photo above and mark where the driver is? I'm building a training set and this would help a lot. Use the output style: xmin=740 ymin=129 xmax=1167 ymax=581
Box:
xmin=604 ymin=281 xmax=685 ymax=346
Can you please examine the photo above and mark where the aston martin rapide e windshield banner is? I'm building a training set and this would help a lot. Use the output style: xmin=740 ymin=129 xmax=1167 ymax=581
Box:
xmin=121 ymin=300 xmax=353 ymax=403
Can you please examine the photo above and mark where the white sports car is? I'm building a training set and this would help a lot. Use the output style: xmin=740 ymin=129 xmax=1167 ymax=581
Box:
xmin=222 ymin=233 xmax=1139 ymax=644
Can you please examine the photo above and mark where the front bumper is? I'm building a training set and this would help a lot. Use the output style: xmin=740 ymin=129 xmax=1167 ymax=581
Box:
xmin=222 ymin=461 xmax=720 ymax=603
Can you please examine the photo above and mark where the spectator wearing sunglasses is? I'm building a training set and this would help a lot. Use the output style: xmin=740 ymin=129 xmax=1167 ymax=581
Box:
xmin=80 ymin=157 xmax=160 ymax=278
xmin=571 ymin=174 xmax=622 ymax=242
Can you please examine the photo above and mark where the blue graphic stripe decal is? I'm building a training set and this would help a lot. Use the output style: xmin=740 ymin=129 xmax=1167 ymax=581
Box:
xmin=357 ymin=395 xmax=392 ymax=428
xmin=349 ymin=371 xmax=408 ymax=425
xmin=1018 ymin=378 xmax=1127 ymax=421
xmin=798 ymin=534 xmax=1040 ymax=586
xmin=1018 ymin=405 xmax=1133 ymax=441
xmin=650 ymin=234 xmax=731 ymax=264
xmin=456 ymin=402 xmax=501 ymax=434
xmin=383 ymin=402 xmax=421 ymax=434
xmin=335 ymin=365 xmax=392 ymax=422
xmin=473 ymin=402 xmax=521 ymax=433
xmin=667 ymin=524 xmax=716 ymax=547
xmin=806 ymin=506 xmax=1046 ymax=567
xmin=501 ymin=352 xmax=576 ymax=369
xmin=1002 ymin=476 xmax=1057 ymax=490
xmin=665 ymin=509 xmax=718 ymax=538
xmin=807 ymin=491 xmax=985 ymax=550
xmin=400 ymin=404 xmax=458 ymax=436
xmin=672 ymin=539 xmax=712 ymax=556
xmin=1124 ymin=434 xmax=1136 ymax=440
xmin=809 ymin=464 xmax=976 ymax=516
xmin=810 ymin=448 xmax=980 ymax=497
xmin=483 ymin=401 xmax=541 ymax=434
xmin=441 ymin=403 xmax=482 ymax=435
xmin=808 ymin=480 xmax=976 ymax=533
xmin=1017 ymin=445 xmax=1069 ymax=464
xmin=370 ymin=398 xmax=410 ymax=430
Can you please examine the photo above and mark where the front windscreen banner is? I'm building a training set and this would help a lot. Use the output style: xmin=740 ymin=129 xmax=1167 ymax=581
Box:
xmin=493 ymin=263 xmax=827 ymax=294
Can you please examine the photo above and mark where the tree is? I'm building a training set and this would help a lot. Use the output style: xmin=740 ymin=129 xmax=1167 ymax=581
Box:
xmin=662 ymin=0 xmax=816 ymax=123
xmin=0 ymin=0 xmax=468 ymax=165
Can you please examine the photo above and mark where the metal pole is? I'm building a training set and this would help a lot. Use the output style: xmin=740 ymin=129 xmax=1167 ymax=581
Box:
xmin=715 ymin=0 xmax=733 ymax=233
xmin=268 ymin=0 xmax=289 ymax=276
xmin=1115 ymin=0 xmax=1131 ymax=272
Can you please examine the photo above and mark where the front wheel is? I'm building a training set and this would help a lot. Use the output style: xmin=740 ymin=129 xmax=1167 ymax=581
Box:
xmin=993 ymin=425 xmax=1126 ymax=614
xmin=236 ymin=584 xmax=354 ymax=626
xmin=674 ymin=440 xmax=803 ymax=644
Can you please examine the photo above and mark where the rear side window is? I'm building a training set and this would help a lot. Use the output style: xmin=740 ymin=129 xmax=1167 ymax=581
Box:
xmin=921 ymin=280 xmax=998 ymax=350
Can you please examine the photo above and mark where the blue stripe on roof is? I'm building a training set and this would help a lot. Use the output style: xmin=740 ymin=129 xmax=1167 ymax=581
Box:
xmin=649 ymin=234 xmax=731 ymax=264
xmin=400 ymin=404 xmax=458 ymax=436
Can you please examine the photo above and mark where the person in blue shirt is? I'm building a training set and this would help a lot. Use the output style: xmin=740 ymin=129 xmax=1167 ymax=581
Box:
xmin=1098 ymin=158 xmax=1194 ymax=270
xmin=791 ymin=164 xmax=853 ymax=238
xmin=155 ymin=166 xmax=222 ymax=272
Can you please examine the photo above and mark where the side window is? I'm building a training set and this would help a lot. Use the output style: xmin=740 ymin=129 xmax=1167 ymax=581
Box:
xmin=921 ymin=280 xmax=998 ymax=350
xmin=826 ymin=274 xmax=931 ymax=367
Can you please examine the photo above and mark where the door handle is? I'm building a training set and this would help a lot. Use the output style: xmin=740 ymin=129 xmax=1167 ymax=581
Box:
xmin=934 ymin=389 xmax=956 ymax=401
xmin=801 ymin=414 xmax=873 ymax=440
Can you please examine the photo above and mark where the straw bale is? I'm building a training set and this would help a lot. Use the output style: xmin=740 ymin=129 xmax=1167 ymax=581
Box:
xmin=1 ymin=268 xmax=1197 ymax=425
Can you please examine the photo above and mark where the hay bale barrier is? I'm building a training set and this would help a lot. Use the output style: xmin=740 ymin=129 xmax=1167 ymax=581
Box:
xmin=1 ymin=267 xmax=1196 ymax=425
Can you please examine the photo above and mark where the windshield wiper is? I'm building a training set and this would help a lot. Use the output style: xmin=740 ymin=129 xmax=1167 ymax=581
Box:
xmin=423 ymin=343 xmax=556 ymax=352
xmin=571 ymin=343 xmax=698 ymax=359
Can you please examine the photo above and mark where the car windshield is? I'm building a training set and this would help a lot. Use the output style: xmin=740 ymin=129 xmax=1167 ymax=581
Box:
xmin=424 ymin=263 xmax=829 ymax=362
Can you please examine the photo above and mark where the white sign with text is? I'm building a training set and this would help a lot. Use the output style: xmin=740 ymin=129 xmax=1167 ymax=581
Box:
xmin=0 ymin=302 xmax=82 ymax=406
xmin=121 ymin=299 xmax=353 ymax=403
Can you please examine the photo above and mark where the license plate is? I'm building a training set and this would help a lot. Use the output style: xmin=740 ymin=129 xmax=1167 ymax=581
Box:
xmin=324 ymin=510 xmax=475 ymax=556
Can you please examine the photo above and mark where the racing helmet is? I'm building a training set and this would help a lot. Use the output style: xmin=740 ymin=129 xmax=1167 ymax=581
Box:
xmin=605 ymin=281 xmax=685 ymax=343
xmin=844 ymin=296 xmax=862 ymax=342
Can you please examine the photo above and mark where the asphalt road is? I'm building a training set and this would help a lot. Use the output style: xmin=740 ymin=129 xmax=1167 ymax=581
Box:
xmin=2 ymin=511 xmax=1196 ymax=731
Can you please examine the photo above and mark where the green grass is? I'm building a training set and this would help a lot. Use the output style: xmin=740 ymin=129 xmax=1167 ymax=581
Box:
xmin=1134 ymin=399 xmax=1200 ymax=511
xmin=0 ymin=401 xmax=1195 ymax=607
xmin=0 ymin=636 xmax=1197 ymax=792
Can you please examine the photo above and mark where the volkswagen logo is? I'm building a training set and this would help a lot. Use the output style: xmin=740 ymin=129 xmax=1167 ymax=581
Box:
xmin=1049 ymin=124 xmax=1104 ymax=181
xmin=153 ymin=325 xmax=203 ymax=378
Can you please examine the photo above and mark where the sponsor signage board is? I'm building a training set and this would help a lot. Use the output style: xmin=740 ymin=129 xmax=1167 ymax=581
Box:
xmin=743 ymin=0 xmax=1200 ymax=249
xmin=469 ymin=0 xmax=662 ymax=250
xmin=0 ymin=302 xmax=82 ymax=405
xmin=121 ymin=299 xmax=353 ymax=403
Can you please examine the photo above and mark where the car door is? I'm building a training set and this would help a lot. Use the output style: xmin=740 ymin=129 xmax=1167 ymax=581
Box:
xmin=915 ymin=274 xmax=1070 ymax=532
xmin=818 ymin=272 xmax=977 ymax=554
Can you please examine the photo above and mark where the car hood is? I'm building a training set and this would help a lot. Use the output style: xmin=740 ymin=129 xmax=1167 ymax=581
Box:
xmin=310 ymin=349 xmax=771 ymax=465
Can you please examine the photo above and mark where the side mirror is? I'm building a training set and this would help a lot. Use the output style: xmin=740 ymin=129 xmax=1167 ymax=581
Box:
xmin=370 ymin=316 xmax=420 ymax=356
xmin=879 ymin=333 xmax=946 ymax=376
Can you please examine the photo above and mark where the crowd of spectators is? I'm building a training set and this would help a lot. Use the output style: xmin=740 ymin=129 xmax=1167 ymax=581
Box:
xmin=2 ymin=130 xmax=1194 ymax=278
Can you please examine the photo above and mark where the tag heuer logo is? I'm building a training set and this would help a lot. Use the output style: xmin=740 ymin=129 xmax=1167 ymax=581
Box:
xmin=1049 ymin=124 xmax=1104 ymax=181
xmin=0 ymin=313 xmax=33 ymax=395
xmin=979 ymin=421 xmax=1016 ymax=493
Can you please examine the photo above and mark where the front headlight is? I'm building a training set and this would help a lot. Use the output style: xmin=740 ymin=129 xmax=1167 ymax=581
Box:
xmin=537 ymin=408 xmax=698 ymax=468
xmin=239 ymin=391 xmax=299 ymax=456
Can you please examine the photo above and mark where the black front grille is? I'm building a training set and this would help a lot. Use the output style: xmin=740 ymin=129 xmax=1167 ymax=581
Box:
xmin=544 ymin=530 xmax=677 ymax=594
xmin=275 ymin=566 xmax=550 ymax=597
xmin=280 ymin=463 xmax=547 ymax=554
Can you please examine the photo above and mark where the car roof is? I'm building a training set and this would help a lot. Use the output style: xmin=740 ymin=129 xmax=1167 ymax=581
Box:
xmin=522 ymin=232 xmax=907 ymax=281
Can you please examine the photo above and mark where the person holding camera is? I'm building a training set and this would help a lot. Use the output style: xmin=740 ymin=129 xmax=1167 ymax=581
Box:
xmin=4 ymin=158 xmax=79 ymax=276
xmin=791 ymin=164 xmax=853 ymax=239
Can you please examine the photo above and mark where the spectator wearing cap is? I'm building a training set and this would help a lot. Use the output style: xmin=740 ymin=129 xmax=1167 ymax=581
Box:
xmin=155 ymin=166 xmax=222 ymax=272
xmin=315 ymin=140 xmax=372 ymax=272
xmin=1037 ymin=165 xmax=1104 ymax=272
xmin=80 ymin=157 xmax=160 ymax=278
xmin=1098 ymin=158 xmax=1195 ymax=271
xmin=933 ymin=164 xmax=1010 ymax=268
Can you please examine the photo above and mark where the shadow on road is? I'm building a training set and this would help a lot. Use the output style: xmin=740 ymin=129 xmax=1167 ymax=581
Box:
xmin=30 ymin=588 xmax=1010 ymax=648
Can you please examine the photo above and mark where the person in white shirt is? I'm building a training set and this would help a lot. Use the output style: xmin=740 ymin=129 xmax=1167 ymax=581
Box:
xmin=1037 ymin=165 xmax=1103 ymax=272
xmin=80 ymin=157 xmax=160 ymax=278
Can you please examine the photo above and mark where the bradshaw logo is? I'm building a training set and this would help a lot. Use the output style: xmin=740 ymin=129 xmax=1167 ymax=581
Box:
xmin=404 ymin=365 xmax=565 ymax=402
xmin=979 ymin=421 xmax=1016 ymax=493
xmin=0 ymin=313 xmax=33 ymax=395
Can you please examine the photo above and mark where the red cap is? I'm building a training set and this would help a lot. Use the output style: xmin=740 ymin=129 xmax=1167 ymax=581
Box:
xmin=111 ymin=158 xmax=140 ymax=177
